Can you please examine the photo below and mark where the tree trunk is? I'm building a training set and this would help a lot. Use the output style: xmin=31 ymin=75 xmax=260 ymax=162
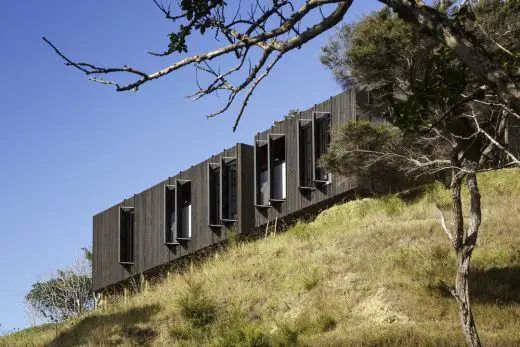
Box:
xmin=448 ymin=165 xmax=482 ymax=347
xmin=455 ymin=247 xmax=481 ymax=347
xmin=379 ymin=0 xmax=520 ymax=115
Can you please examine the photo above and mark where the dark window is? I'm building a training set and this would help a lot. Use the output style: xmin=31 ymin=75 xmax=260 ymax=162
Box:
xmin=298 ymin=121 xmax=314 ymax=188
xmin=164 ymin=185 xmax=177 ymax=244
xmin=314 ymin=114 xmax=331 ymax=182
xmin=222 ymin=159 xmax=238 ymax=220
xmin=208 ymin=164 xmax=221 ymax=226
xmin=270 ymin=136 xmax=286 ymax=200
xmin=119 ymin=207 xmax=134 ymax=264
xmin=177 ymin=181 xmax=192 ymax=239
xmin=255 ymin=141 xmax=269 ymax=205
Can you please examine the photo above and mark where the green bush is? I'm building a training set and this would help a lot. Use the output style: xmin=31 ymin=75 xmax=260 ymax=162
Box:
xmin=270 ymin=324 xmax=298 ymax=347
xmin=216 ymin=324 xmax=271 ymax=347
xmin=177 ymin=281 xmax=218 ymax=328
xmin=315 ymin=314 xmax=337 ymax=332
xmin=378 ymin=195 xmax=405 ymax=216
xmin=302 ymin=269 xmax=321 ymax=291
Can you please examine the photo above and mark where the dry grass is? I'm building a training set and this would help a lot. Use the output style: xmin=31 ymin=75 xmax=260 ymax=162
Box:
xmin=3 ymin=169 xmax=520 ymax=346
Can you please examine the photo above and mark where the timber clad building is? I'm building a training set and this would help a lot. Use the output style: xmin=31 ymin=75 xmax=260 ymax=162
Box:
xmin=93 ymin=90 xmax=369 ymax=292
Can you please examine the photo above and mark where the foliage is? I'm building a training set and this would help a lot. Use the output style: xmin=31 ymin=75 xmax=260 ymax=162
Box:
xmin=24 ymin=249 xmax=93 ymax=323
xmin=283 ymin=109 xmax=300 ymax=120
xmin=468 ymin=0 xmax=520 ymax=76
xmin=321 ymin=121 xmax=409 ymax=191
xmin=322 ymin=6 xmax=468 ymax=132
xmin=321 ymin=121 xmax=449 ymax=193
xmin=321 ymin=1 xmax=519 ymax=133
xmin=177 ymin=280 xmax=218 ymax=328
xmin=161 ymin=0 xmax=227 ymax=55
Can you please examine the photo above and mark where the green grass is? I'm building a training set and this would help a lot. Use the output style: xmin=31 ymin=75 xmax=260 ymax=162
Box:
xmin=3 ymin=169 xmax=520 ymax=346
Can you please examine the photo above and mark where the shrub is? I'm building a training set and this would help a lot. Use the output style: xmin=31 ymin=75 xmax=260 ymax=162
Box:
xmin=169 ymin=323 xmax=202 ymax=341
xmin=315 ymin=314 xmax=337 ymax=332
xmin=216 ymin=324 xmax=271 ymax=347
xmin=271 ymin=324 xmax=298 ymax=347
xmin=302 ymin=269 xmax=321 ymax=291
xmin=177 ymin=281 xmax=218 ymax=328
xmin=378 ymin=195 xmax=405 ymax=216
xmin=287 ymin=222 xmax=312 ymax=240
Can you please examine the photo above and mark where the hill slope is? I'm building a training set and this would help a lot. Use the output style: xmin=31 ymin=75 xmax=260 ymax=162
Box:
xmin=3 ymin=169 xmax=520 ymax=347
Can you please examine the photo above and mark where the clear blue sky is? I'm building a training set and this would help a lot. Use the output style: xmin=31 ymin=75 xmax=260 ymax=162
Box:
xmin=0 ymin=0 xmax=381 ymax=333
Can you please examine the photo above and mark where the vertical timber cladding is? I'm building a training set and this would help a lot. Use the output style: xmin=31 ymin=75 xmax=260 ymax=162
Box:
xmin=253 ymin=90 xmax=359 ymax=228
xmin=92 ymin=143 xmax=255 ymax=291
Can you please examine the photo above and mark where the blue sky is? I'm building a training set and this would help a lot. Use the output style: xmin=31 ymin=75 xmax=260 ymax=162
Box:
xmin=0 ymin=0 xmax=381 ymax=333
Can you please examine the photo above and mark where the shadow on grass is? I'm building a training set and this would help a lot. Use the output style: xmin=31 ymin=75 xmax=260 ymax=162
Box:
xmin=434 ymin=266 xmax=520 ymax=305
xmin=48 ymin=304 xmax=161 ymax=347
xmin=470 ymin=266 xmax=520 ymax=304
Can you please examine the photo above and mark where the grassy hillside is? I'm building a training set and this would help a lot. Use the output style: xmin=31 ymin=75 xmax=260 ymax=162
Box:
xmin=3 ymin=169 xmax=520 ymax=347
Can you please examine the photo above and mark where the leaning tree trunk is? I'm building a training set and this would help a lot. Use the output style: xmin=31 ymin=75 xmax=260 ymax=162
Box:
xmin=446 ymin=164 xmax=482 ymax=347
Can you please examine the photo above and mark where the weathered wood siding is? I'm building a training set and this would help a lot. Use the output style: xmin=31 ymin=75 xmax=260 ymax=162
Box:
xmin=253 ymin=90 xmax=362 ymax=228
xmin=93 ymin=144 xmax=254 ymax=291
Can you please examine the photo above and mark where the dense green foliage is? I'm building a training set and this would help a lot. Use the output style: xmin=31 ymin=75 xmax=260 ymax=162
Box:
xmin=321 ymin=1 xmax=519 ymax=133
xmin=320 ymin=121 xmax=411 ymax=192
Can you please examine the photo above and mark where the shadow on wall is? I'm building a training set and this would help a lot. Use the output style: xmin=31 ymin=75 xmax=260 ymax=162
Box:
xmin=48 ymin=304 xmax=161 ymax=347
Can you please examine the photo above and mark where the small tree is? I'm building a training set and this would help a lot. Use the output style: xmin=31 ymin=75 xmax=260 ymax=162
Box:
xmin=25 ymin=248 xmax=94 ymax=323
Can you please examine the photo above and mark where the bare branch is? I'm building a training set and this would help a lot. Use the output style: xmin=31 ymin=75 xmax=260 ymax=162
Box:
xmin=437 ymin=204 xmax=457 ymax=249
xmin=469 ymin=111 xmax=520 ymax=166
xmin=44 ymin=0 xmax=351 ymax=129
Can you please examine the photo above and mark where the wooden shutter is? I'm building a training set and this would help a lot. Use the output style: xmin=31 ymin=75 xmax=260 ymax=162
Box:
xmin=119 ymin=207 xmax=134 ymax=263
xmin=254 ymin=137 xmax=258 ymax=205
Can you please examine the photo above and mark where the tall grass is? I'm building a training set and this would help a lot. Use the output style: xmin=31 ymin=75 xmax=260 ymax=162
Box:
xmin=2 ymin=169 xmax=520 ymax=346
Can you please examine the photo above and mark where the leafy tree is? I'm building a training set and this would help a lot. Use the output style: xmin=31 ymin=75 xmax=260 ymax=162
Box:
xmin=320 ymin=2 xmax=519 ymax=346
xmin=43 ymin=0 xmax=520 ymax=131
xmin=321 ymin=121 xmax=450 ymax=193
xmin=25 ymin=248 xmax=94 ymax=323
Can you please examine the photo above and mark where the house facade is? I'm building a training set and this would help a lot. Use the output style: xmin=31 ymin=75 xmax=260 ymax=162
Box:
xmin=92 ymin=144 xmax=255 ymax=291
xmin=92 ymin=90 xmax=369 ymax=292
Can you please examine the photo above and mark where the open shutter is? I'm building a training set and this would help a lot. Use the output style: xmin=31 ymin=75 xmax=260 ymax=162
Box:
xmin=175 ymin=180 xmax=181 ymax=241
xmin=253 ymin=136 xmax=258 ymax=205
xmin=208 ymin=163 xmax=222 ymax=227
xmin=297 ymin=120 xmax=300 ymax=186
xmin=311 ymin=113 xmax=317 ymax=182
xmin=254 ymin=137 xmax=271 ymax=207
xmin=207 ymin=164 xmax=211 ymax=225
xmin=267 ymin=135 xmax=272 ymax=201
xmin=164 ymin=185 xmax=170 ymax=243
xmin=119 ymin=207 xmax=134 ymax=263
xmin=220 ymin=157 xmax=224 ymax=222
xmin=298 ymin=119 xmax=314 ymax=189
xmin=314 ymin=113 xmax=332 ymax=183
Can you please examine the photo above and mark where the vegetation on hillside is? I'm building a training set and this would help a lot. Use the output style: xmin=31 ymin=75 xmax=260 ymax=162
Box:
xmin=320 ymin=4 xmax=520 ymax=344
xmin=25 ymin=248 xmax=94 ymax=324
xmin=2 ymin=169 xmax=520 ymax=346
